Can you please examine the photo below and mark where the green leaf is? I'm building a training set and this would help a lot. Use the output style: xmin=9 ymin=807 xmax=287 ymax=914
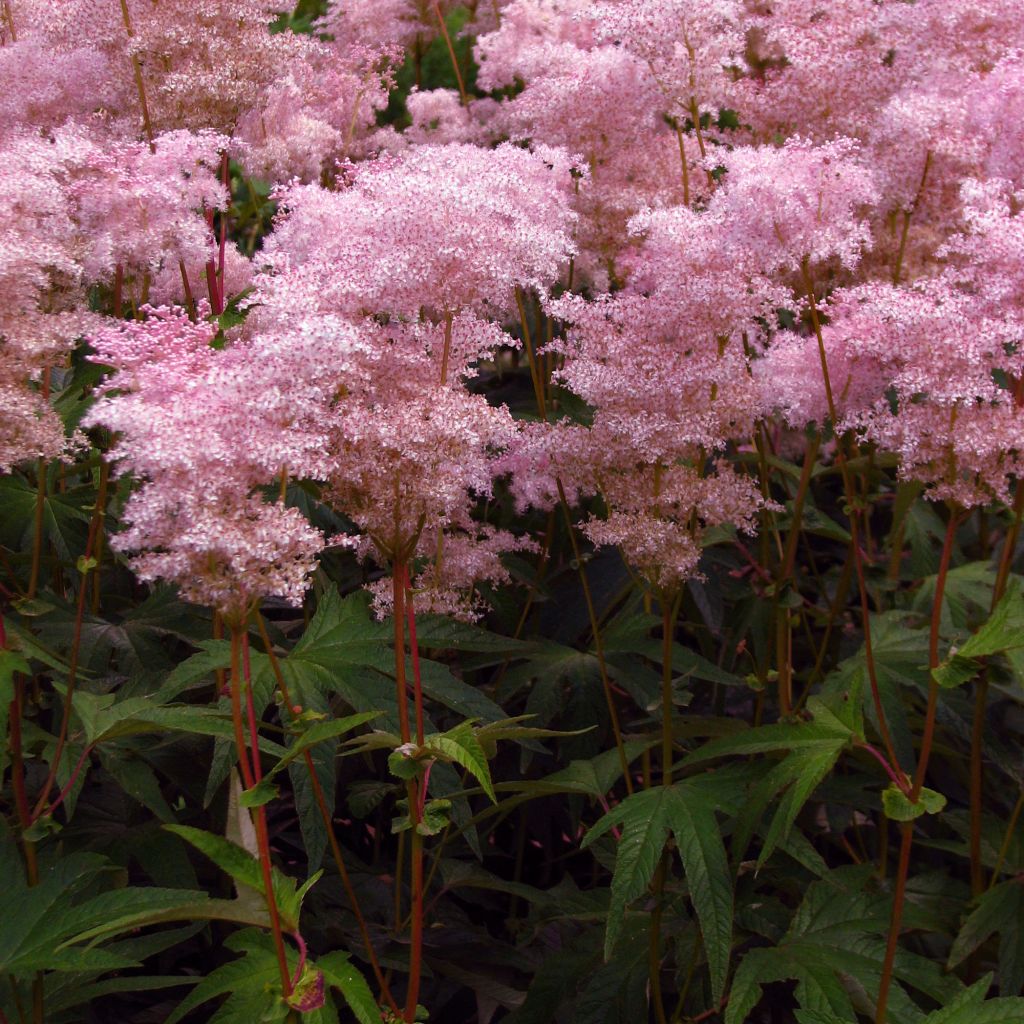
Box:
xmin=923 ymin=974 xmax=1024 ymax=1023
xmin=583 ymin=779 xmax=733 ymax=1000
xmin=239 ymin=779 xmax=279 ymax=808
xmin=271 ymin=711 xmax=379 ymax=776
xmin=588 ymin=787 xmax=671 ymax=957
xmin=959 ymin=580 xmax=1024 ymax=660
xmin=948 ymin=881 xmax=1024 ymax=996
xmin=934 ymin=653 xmax=982 ymax=690
xmin=165 ymin=929 xmax=285 ymax=1024
xmin=665 ymin=784 xmax=733 ymax=1003
xmin=882 ymin=785 xmax=947 ymax=822
xmin=164 ymin=824 xmax=311 ymax=932
xmin=423 ymin=723 xmax=497 ymax=803
xmin=318 ymin=950 xmax=380 ymax=1024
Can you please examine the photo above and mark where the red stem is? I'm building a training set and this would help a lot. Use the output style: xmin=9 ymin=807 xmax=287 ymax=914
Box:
xmin=253 ymin=613 xmax=399 ymax=1014
xmin=404 ymin=796 xmax=425 ymax=1023
xmin=233 ymin=623 xmax=292 ymax=997
xmin=40 ymin=744 xmax=94 ymax=819
xmin=290 ymin=930 xmax=308 ymax=989
xmin=393 ymin=564 xmax=412 ymax=746
xmin=875 ymin=509 xmax=959 ymax=1023
xmin=404 ymin=566 xmax=425 ymax=746
xmin=242 ymin=632 xmax=262 ymax=782
xmin=857 ymin=741 xmax=907 ymax=792
xmin=913 ymin=510 xmax=959 ymax=801
xmin=31 ymin=468 xmax=108 ymax=819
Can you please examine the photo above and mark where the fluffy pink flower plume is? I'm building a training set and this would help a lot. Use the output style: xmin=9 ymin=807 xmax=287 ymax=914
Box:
xmin=507 ymin=197 xmax=779 ymax=590
xmin=317 ymin=0 xmax=467 ymax=52
xmin=0 ymin=127 xmax=98 ymax=472
xmin=234 ymin=41 xmax=397 ymax=182
xmin=238 ymin=144 xmax=580 ymax=616
xmin=72 ymin=130 xmax=231 ymax=288
xmin=711 ymin=136 xmax=878 ymax=273
xmin=587 ymin=0 xmax=745 ymax=117
xmin=737 ymin=0 xmax=905 ymax=142
xmin=260 ymin=142 xmax=580 ymax=320
xmin=85 ymin=305 xmax=323 ymax=616
xmin=765 ymin=271 xmax=1024 ymax=508
xmin=474 ymin=0 xmax=692 ymax=282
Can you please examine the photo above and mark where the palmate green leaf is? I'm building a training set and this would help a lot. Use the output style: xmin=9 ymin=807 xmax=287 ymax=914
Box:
xmin=948 ymin=880 xmax=1024 ymax=995
xmin=684 ymin=697 xmax=853 ymax=869
xmin=318 ymin=950 xmax=380 ymax=1024
xmin=423 ymin=723 xmax=497 ymax=803
xmin=583 ymin=786 xmax=671 ymax=957
xmin=664 ymin=784 xmax=733 ymax=1002
xmin=682 ymin=697 xmax=854 ymax=766
xmin=882 ymin=785 xmax=948 ymax=822
xmin=164 ymin=824 xmax=317 ymax=932
xmin=164 ymin=929 xmax=288 ymax=1024
xmin=582 ymin=778 xmax=733 ymax=1003
xmin=268 ymin=711 xmax=380 ymax=776
xmin=933 ymin=579 xmax=1024 ymax=689
xmin=168 ymin=930 xmax=363 ymax=1024
xmin=726 ymin=868 xmax=963 ymax=1024
xmin=923 ymin=974 xmax=1024 ymax=1023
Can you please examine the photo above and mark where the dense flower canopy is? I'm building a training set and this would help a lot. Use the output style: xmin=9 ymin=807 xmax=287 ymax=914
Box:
xmin=3 ymin=0 xmax=1022 ymax=610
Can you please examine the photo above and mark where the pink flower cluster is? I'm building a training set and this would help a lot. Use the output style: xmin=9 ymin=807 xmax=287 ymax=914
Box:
xmin=4 ymin=0 xmax=1024 ymax=613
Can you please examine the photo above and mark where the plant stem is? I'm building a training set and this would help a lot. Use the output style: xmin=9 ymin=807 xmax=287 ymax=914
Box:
xmin=648 ymin=854 xmax=670 ymax=1024
xmin=254 ymin=612 xmax=398 ymax=1015
xmin=801 ymin=260 xmax=901 ymax=776
xmin=972 ymin=484 xmax=1024 ymax=892
xmin=892 ymin=151 xmax=932 ymax=287
xmin=661 ymin=591 xmax=680 ymax=786
xmin=673 ymin=123 xmax=690 ymax=207
xmin=8 ymin=678 xmax=38 ymax=886
xmin=432 ymin=0 xmax=468 ymax=105
xmin=403 ymin=573 xmax=426 ymax=1022
xmin=27 ymin=368 xmax=50 ymax=599
xmin=392 ymin=563 xmax=412 ymax=746
xmin=118 ymin=0 xmax=155 ymax=150
xmin=404 ymin=566 xmax=425 ymax=746
xmin=231 ymin=624 xmax=293 ymax=997
xmin=875 ymin=508 xmax=958 ymax=1023
xmin=30 ymin=466 xmax=108 ymax=819
xmin=989 ymin=789 xmax=1024 ymax=889
xmin=556 ymin=479 xmax=633 ymax=795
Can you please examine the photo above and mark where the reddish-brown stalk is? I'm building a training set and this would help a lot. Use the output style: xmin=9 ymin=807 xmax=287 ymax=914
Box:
xmin=404 ymin=566 xmax=426 ymax=746
xmin=230 ymin=623 xmax=293 ymax=997
xmin=30 ymin=467 xmax=108 ymax=820
xmin=875 ymin=509 xmax=959 ymax=1024
xmin=391 ymin=562 xmax=426 ymax=1022
xmin=42 ymin=744 xmax=94 ymax=817
xmin=801 ymin=259 xmax=902 ymax=776
xmin=118 ymin=0 xmax=155 ymax=151
xmin=971 ymin=480 xmax=1024 ymax=893
xmin=392 ymin=563 xmax=412 ymax=746
xmin=892 ymin=151 xmax=933 ymax=287
xmin=431 ymin=0 xmax=468 ymax=106
xmin=2 ymin=0 xmax=16 ymax=41
xmin=27 ymin=369 xmax=50 ymax=600
xmin=253 ymin=612 xmax=399 ymax=1015
xmin=178 ymin=261 xmax=198 ymax=321
xmin=673 ymin=123 xmax=691 ymax=207
xmin=517 ymin=291 xmax=632 ymax=793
